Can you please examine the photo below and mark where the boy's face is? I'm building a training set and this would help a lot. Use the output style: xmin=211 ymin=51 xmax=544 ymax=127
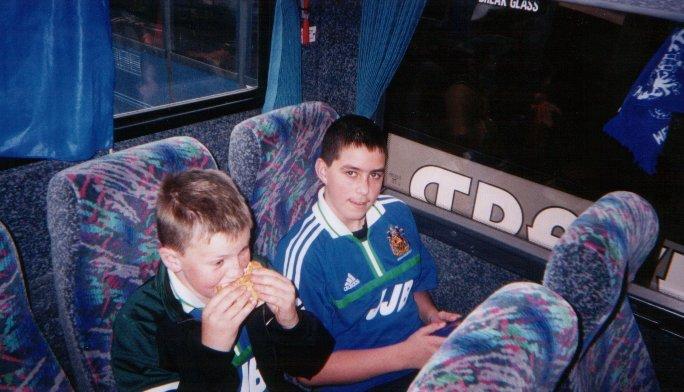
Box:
xmin=315 ymin=145 xmax=386 ymax=231
xmin=159 ymin=229 xmax=251 ymax=304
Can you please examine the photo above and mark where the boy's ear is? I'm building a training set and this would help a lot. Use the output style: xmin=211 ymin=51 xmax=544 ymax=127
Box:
xmin=315 ymin=158 xmax=328 ymax=185
xmin=158 ymin=246 xmax=183 ymax=273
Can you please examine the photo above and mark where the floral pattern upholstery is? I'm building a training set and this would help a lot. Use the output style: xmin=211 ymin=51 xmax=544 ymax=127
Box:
xmin=0 ymin=220 xmax=72 ymax=391
xmin=46 ymin=137 xmax=216 ymax=391
xmin=229 ymin=101 xmax=338 ymax=261
xmin=543 ymin=191 xmax=660 ymax=391
xmin=410 ymin=282 xmax=578 ymax=391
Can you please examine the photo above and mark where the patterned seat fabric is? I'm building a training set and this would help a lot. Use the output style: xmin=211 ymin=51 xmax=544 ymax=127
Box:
xmin=0 ymin=221 xmax=72 ymax=391
xmin=47 ymin=137 xmax=216 ymax=391
xmin=409 ymin=282 xmax=578 ymax=391
xmin=229 ymin=101 xmax=339 ymax=261
xmin=543 ymin=191 xmax=660 ymax=391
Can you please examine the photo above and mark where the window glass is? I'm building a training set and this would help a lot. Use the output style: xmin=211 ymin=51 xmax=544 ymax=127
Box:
xmin=385 ymin=0 xmax=682 ymax=244
xmin=111 ymin=0 xmax=260 ymax=116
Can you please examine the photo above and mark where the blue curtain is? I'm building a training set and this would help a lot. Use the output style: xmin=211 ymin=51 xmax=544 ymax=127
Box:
xmin=1 ymin=1 xmax=113 ymax=161
xmin=355 ymin=0 xmax=425 ymax=117
xmin=263 ymin=0 xmax=302 ymax=113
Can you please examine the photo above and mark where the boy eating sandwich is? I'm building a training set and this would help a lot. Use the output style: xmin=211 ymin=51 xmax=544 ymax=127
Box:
xmin=112 ymin=169 xmax=333 ymax=391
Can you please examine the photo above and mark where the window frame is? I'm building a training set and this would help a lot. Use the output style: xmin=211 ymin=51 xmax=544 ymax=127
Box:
xmin=113 ymin=0 xmax=274 ymax=142
xmin=382 ymin=1 xmax=682 ymax=233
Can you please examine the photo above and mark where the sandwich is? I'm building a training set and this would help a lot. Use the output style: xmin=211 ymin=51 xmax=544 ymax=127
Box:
xmin=215 ymin=260 xmax=262 ymax=301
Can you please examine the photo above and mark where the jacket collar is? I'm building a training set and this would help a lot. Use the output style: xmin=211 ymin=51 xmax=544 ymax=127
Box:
xmin=313 ymin=187 xmax=385 ymax=239
xmin=154 ymin=263 xmax=193 ymax=322
xmin=167 ymin=269 xmax=205 ymax=313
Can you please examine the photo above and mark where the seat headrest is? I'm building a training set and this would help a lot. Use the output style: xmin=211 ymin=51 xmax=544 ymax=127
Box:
xmin=410 ymin=282 xmax=578 ymax=391
xmin=543 ymin=191 xmax=658 ymax=348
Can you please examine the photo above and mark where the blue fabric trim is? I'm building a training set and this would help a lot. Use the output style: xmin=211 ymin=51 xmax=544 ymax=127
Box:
xmin=1 ymin=0 xmax=113 ymax=161
xmin=355 ymin=0 xmax=426 ymax=117
xmin=263 ymin=0 xmax=302 ymax=112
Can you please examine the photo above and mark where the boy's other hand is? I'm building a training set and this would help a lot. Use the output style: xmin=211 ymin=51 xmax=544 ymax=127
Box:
xmin=400 ymin=323 xmax=448 ymax=369
xmin=428 ymin=310 xmax=462 ymax=324
xmin=250 ymin=268 xmax=299 ymax=329
xmin=202 ymin=283 xmax=256 ymax=351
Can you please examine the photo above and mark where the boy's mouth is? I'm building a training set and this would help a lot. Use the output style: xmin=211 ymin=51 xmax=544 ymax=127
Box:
xmin=215 ymin=260 xmax=262 ymax=301
xmin=349 ymin=199 xmax=368 ymax=208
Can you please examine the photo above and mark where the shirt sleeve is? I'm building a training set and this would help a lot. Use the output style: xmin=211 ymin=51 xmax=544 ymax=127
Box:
xmin=414 ymin=235 xmax=438 ymax=292
xmin=275 ymin=232 xmax=336 ymax=331
xmin=403 ymin=205 xmax=437 ymax=292
xmin=273 ymin=237 xmax=288 ymax=276
xmin=248 ymin=307 xmax=334 ymax=383
xmin=294 ymin=249 xmax=337 ymax=332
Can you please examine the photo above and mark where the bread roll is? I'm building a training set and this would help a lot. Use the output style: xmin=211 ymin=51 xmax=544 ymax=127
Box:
xmin=215 ymin=260 xmax=262 ymax=301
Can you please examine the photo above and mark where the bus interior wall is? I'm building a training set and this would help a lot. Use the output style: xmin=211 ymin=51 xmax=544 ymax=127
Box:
xmin=1 ymin=0 xmax=682 ymax=390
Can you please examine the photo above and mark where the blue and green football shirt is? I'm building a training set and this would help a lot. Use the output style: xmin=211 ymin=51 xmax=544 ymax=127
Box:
xmin=275 ymin=188 xmax=437 ymax=392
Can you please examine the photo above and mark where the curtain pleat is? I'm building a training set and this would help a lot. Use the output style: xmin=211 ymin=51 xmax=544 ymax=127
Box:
xmin=1 ymin=0 xmax=113 ymax=161
xmin=263 ymin=0 xmax=302 ymax=113
xmin=355 ymin=0 xmax=426 ymax=118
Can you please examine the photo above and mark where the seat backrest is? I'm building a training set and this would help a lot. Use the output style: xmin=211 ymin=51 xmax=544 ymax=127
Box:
xmin=409 ymin=282 xmax=578 ymax=391
xmin=46 ymin=137 xmax=216 ymax=391
xmin=543 ymin=191 xmax=659 ymax=391
xmin=0 ymin=220 xmax=73 ymax=391
xmin=229 ymin=101 xmax=339 ymax=261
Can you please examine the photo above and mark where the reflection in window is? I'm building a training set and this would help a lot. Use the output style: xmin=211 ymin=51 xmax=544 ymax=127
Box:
xmin=385 ymin=0 xmax=682 ymax=246
xmin=110 ymin=0 xmax=260 ymax=115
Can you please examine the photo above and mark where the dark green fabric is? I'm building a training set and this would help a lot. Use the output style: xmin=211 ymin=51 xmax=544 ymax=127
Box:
xmin=111 ymin=262 xmax=334 ymax=392
xmin=111 ymin=264 xmax=236 ymax=391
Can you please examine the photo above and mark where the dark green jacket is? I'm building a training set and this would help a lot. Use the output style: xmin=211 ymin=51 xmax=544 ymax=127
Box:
xmin=111 ymin=264 xmax=334 ymax=391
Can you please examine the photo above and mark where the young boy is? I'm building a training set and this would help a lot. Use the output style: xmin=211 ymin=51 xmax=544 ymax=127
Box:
xmin=112 ymin=169 xmax=334 ymax=392
xmin=274 ymin=115 xmax=460 ymax=391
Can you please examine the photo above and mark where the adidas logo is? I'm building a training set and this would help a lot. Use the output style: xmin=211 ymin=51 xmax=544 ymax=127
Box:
xmin=343 ymin=273 xmax=360 ymax=292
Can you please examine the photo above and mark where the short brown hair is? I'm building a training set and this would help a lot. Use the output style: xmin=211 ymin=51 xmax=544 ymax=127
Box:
xmin=156 ymin=169 xmax=253 ymax=253
xmin=320 ymin=114 xmax=387 ymax=165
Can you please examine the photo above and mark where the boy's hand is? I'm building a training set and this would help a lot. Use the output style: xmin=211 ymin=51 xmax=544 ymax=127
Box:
xmin=201 ymin=283 xmax=256 ymax=351
xmin=399 ymin=323 xmax=448 ymax=369
xmin=250 ymin=268 xmax=299 ymax=329
xmin=427 ymin=310 xmax=462 ymax=324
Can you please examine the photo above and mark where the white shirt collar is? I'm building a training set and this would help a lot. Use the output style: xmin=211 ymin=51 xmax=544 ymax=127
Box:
xmin=314 ymin=187 xmax=385 ymax=239
xmin=168 ymin=268 xmax=205 ymax=313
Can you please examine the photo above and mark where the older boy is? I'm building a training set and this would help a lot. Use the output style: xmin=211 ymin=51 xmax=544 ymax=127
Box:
xmin=112 ymin=169 xmax=333 ymax=392
xmin=274 ymin=115 xmax=459 ymax=391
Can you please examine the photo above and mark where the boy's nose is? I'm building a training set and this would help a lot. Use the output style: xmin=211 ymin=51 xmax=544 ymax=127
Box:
xmin=220 ymin=268 xmax=243 ymax=287
xmin=356 ymin=176 xmax=369 ymax=195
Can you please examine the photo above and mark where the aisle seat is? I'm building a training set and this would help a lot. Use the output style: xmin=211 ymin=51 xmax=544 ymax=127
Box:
xmin=0 ymin=220 xmax=73 ymax=391
xmin=46 ymin=137 xmax=217 ymax=391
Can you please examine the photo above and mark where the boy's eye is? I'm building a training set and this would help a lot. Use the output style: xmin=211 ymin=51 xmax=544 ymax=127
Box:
xmin=370 ymin=172 xmax=384 ymax=180
xmin=345 ymin=170 xmax=357 ymax=177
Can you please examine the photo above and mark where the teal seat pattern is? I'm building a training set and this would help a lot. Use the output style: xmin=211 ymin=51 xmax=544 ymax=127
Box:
xmin=47 ymin=137 xmax=217 ymax=391
xmin=544 ymin=191 xmax=660 ymax=391
xmin=229 ymin=101 xmax=339 ymax=261
xmin=410 ymin=282 xmax=578 ymax=391
xmin=0 ymin=220 xmax=72 ymax=391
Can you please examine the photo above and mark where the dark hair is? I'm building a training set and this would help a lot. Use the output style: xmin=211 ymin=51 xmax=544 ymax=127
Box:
xmin=319 ymin=114 xmax=388 ymax=165
xmin=156 ymin=169 xmax=253 ymax=253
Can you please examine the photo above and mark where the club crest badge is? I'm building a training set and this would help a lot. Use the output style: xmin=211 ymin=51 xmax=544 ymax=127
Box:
xmin=387 ymin=226 xmax=410 ymax=257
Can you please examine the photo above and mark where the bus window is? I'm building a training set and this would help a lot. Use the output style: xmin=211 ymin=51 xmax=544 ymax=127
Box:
xmin=111 ymin=0 xmax=262 ymax=118
xmin=385 ymin=1 xmax=682 ymax=281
